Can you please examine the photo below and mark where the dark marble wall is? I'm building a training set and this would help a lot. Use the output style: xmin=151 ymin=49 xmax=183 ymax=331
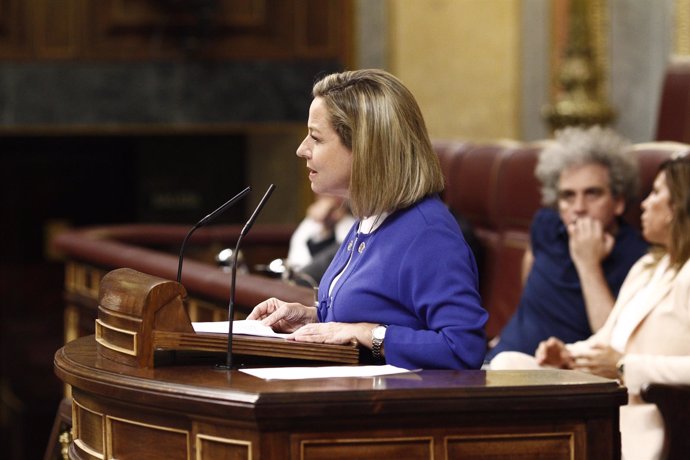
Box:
xmin=0 ymin=60 xmax=340 ymax=125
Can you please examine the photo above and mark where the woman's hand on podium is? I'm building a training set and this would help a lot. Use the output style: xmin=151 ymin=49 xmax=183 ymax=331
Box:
xmin=288 ymin=322 xmax=376 ymax=348
xmin=248 ymin=297 xmax=317 ymax=333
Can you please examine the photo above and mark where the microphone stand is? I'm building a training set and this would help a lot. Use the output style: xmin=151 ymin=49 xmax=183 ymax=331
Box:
xmin=218 ymin=184 xmax=276 ymax=370
xmin=176 ymin=186 xmax=251 ymax=284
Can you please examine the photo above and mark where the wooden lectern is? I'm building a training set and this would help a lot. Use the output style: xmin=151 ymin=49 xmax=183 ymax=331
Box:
xmin=55 ymin=336 xmax=627 ymax=460
xmin=95 ymin=268 xmax=359 ymax=368
xmin=52 ymin=268 xmax=627 ymax=459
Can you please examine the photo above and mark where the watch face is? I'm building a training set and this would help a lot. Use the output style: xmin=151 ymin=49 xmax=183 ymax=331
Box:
xmin=373 ymin=326 xmax=386 ymax=340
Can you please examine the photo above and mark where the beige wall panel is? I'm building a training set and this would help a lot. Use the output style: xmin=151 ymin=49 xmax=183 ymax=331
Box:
xmin=677 ymin=0 xmax=690 ymax=55
xmin=388 ymin=0 xmax=521 ymax=141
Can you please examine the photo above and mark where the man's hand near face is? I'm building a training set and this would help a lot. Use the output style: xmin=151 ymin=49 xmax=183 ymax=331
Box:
xmin=567 ymin=217 xmax=615 ymax=269
xmin=566 ymin=216 xmax=616 ymax=332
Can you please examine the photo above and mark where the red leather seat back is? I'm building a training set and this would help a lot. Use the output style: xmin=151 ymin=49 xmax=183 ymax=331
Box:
xmin=445 ymin=143 xmax=508 ymax=230
xmin=656 ymin=57 xmax=690 ymax=143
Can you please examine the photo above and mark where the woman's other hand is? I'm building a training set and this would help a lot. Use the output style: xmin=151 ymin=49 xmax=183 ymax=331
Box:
xmin=571 ymin=344 xmax=622 ymax=378
xmin=247 ymin=297 xmax=317 ymax=333
xmin=535 ymin=337 xmax=574 ymax=368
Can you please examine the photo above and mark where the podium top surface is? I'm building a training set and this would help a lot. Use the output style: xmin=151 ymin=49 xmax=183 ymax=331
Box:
xmin=55 ymin=335 xmax=627 ymax=424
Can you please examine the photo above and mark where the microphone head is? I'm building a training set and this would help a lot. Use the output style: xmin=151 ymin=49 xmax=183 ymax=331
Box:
xmin=241 ymin=184 xmax=276 ymax=236
xmin=198 ymin=186 xmax=251 ymax=227
xmin=177 ymin=186 xmax=251 ymax=284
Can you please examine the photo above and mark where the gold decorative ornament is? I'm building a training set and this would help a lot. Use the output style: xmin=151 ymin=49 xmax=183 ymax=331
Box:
xmin=543 ymin=0 xmax=615 ymax=131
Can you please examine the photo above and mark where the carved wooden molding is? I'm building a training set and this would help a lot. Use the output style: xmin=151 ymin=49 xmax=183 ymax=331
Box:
xmin=0 ymin=0 xmax=352 ymax=61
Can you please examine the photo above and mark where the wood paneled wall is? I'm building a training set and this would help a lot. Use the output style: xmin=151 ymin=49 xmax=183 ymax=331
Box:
xmin=0 ymin=0 xmax=352 ymax=62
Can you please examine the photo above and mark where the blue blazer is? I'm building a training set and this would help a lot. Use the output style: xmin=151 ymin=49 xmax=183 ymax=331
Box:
xmin=317 ymin=195 xmax=488 ymax=370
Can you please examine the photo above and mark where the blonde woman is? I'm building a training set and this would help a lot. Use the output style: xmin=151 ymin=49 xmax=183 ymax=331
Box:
xmin=248 ymin=69 xmax=487 ymax=369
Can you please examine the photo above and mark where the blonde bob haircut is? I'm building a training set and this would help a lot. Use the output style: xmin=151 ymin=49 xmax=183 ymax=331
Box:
xmin=312 ymin=69 xmax=444 ymax=218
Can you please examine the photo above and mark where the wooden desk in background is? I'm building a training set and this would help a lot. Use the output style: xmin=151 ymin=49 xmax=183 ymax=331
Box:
xmin=54 ymin=335 xmax=626 ymax=460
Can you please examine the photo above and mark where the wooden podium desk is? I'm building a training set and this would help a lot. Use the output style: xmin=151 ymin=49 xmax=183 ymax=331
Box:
xmin=54 ymin=335 xmax=626 ymax=460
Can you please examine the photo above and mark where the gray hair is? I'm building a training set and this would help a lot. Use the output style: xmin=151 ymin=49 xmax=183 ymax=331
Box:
xmin=535 ymin=125 xmax=639 ymax=208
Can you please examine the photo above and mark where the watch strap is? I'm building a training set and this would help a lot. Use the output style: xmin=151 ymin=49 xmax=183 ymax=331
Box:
xmin=372 ymin=325 xmax=387 ymax=360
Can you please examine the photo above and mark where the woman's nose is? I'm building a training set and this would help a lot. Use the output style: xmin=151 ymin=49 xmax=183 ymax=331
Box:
xmin=296 ymin=137 xmax=309 ymax=158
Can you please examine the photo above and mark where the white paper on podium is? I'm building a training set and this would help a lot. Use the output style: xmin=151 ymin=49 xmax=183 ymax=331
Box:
xmin=239 ymin=364 xmax=415 ymax=380
xmin=192 ymin=319 xmax=290 ymax=339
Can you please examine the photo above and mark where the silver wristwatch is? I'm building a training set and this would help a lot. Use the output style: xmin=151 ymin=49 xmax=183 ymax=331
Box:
xmin=371 ymin=325 xmax=387 ymax=360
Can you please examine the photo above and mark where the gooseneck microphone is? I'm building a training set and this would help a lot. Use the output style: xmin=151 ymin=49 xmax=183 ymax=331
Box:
xmin=220 ymin=183 xmax=276 ymax=370
xmin=176 ymin=186 xmax=251 ymax=284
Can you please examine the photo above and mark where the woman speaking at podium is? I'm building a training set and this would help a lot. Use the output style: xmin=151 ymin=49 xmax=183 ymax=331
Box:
xmin=247 ymin=69 xmax=487 ymax=370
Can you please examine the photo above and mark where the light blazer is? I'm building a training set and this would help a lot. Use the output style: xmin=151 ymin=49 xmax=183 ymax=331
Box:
xmin=624 ymin=354 xmax=690 ymax=395
xmin=567 ymin=253 xmax=690 ymax=359
xmin=567 ymin=253 xmax=690 ymax=460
